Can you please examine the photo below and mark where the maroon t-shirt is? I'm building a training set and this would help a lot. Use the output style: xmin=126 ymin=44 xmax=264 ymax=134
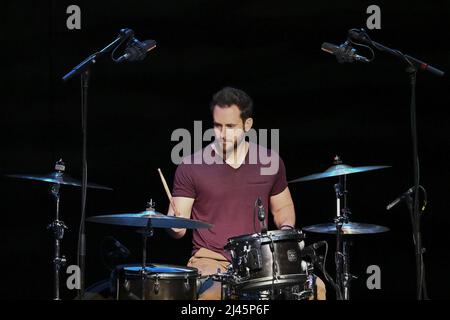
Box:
xmin=172 ymin=143 xmax=288 ymax=261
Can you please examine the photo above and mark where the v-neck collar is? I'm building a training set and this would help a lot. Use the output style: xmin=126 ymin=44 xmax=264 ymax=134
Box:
xmin=211 ymin=142 xmax=250 ymax=170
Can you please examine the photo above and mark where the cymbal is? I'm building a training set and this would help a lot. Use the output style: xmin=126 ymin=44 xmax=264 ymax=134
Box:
xmin=86 ymin=211 xmax=213 ymax=229
xmin=5 ymin=173 xmax=113 ymax=191
xmin=289 ymin=164 xmax=390 ymax=183
xmin=302 ymin=222 xmax=389 ymax=235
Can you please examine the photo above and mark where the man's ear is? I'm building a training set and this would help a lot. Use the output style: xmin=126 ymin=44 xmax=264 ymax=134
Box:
xmin=244 ymin=117 xmax=253 ymax=132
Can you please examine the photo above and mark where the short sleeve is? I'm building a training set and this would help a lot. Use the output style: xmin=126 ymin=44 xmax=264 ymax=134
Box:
xmin=270 ymin=156 xmax=288 ymax=196
xmin=172 ymin=163 xmax=197 ymax=199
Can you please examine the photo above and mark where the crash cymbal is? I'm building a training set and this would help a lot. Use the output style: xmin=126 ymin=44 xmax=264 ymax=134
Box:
xmin=302 ymin=222 xmax=389 ymax=235
xmin=5 ymin=173 xmax=113 ymax=191
xmin=86 ymin=211 xmax=213 ymax=229
xmin=289 ymin=164 xmax=390 ymax=183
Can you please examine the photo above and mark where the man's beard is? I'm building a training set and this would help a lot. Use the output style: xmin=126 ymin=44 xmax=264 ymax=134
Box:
xmin=215 ymin=134 xmax=246 ymax=159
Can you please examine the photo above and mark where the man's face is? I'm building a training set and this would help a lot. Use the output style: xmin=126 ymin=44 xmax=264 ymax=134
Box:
xmin=212 ymin=104 xmax=251 ymax=155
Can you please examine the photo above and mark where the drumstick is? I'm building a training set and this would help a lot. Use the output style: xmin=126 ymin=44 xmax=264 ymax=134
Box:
xmin=157 ymin=168 xmax=178 ymax=214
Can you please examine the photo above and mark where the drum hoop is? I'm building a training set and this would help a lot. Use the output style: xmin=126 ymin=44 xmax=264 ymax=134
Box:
xmin=226 ymin=229 xmax=304 ymax=249
xmin=121 ymin=264 xmax=199 ymax=279
xmin=233 ymin=274 xmax=309 ymax=290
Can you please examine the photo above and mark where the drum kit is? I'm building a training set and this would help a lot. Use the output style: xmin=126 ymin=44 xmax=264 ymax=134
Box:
xmin=6 ymin=155 xmax=390 ymax=300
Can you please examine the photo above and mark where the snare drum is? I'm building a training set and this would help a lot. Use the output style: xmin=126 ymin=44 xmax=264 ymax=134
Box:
xmin=111 ymin=264 xmax=199 ymax=300
xmin=224 ymin=229 xmax=309 ymax=291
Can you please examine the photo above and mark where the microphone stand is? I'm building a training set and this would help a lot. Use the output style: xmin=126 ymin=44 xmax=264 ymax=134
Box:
xmin=348 ymin=28 xmax=443 ymax=300
xmin=62 ymin=28 xmax=132 ymax=299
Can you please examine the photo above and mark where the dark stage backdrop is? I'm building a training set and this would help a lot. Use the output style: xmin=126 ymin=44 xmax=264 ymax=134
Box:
xmin=1 ymin=0 xmax=449 ymax=300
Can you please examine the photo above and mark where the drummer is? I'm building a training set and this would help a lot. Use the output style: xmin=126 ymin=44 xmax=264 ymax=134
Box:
xmin=167 ymin=87 xmax=325 ymax=300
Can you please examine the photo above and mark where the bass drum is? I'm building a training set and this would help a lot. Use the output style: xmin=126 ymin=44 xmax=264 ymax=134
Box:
xmin=111 ymin=264 xmax=199 ymax=300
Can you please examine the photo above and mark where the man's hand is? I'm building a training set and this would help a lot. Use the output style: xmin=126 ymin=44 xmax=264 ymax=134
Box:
xmin=166 ymin=196 xmax=195 ymax=239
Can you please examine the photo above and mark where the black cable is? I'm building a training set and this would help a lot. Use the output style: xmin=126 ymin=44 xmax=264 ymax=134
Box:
xmin=419 ymin=185 xmax=428 ymax=212
xmin=314 ymin=242 xmax=343 ymax=300
xmin=408 ymin=68 xmax=426 ymax=300
xmin=111 ymin=36 xmax=132 ymax=62
xmin=347 ymin=39 xmax=376 ymax=62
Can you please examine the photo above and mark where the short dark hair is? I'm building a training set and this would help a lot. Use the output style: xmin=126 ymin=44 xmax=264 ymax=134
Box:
xmin=210 ymin=87 xmax=253 ymax=122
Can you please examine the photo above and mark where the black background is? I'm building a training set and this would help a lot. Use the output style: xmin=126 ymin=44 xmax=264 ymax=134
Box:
xmin=1 ymin=0 xmax=449 ymax=300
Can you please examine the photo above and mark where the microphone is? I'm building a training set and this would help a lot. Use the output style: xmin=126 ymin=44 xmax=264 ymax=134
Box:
xmin=116 ymin=37 xmax=157 ymax=62
xmin=386 ymin=187 xmax=414 ymax=211
xmin=108 ymin=237 xmax=130 ymax=258
xmin=256 ymin=196 xmax=267 ymax=234
xmin=300 ymin=241 xmax=327 ymax=263
xmin=321 ymin=41 xmax=370 ymax=63
xmin=256 ymin=196 xmax=265 ymax=222
xmin=304 ymin=241 xmax=327 ymax=251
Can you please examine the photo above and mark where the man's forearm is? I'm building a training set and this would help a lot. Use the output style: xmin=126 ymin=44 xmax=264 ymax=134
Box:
xmin=273 ymin=203 xmax=296 ymax=229
xmin=166 ymin=208 xmax=187 ymax=238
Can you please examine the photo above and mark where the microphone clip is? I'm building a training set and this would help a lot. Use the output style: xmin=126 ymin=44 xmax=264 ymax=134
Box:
xmin=336 ymin=41 xmax=357 ymax=64
xmin=115 ymin=38 xmax=157 ymax=63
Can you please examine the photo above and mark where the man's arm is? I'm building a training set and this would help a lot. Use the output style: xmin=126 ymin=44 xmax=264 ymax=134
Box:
xmin=166 ymin=196 xmax=195 ymax=239
xmin=269 ymin=186 xmax=296 ymax=229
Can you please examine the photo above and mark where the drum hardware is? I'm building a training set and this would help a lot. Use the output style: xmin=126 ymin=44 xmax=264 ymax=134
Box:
xmin=184 ymin=275 xmax=191 ymax=291
xmin=87 ymin=198 xmax=212 ymax=300
xmin=48 ymin=160 xmax=68 ymax=301
xmin=292 ymin=156 xmax=390 ymax=300
xmin=219 ymin=275 xmax=316 ymax=301
xmin=302 ymin=222 xmax=389 ymax=234
xmin=5 ymin=162 xmax=113 ymax=190
xmin=288 ymin=161 xmax=391 ymax=183
xmin=267 ymin=233 xmax=277 ymax=300
xmin=153 ymin=275 xmax=160 ymax=295
xmin=112 ymin=264 xmax=198 ymax=300
xmin=333 ymin=165 xmax=352 ymax=301
xmin=225 ymin=229 xmax=309 ymax=293
xmin=5 ymin=159 xmax=112 ymax=300
xmin=86 ymin=209 xmax=213 ymax=229
xmin=138 ymin=201 xmax=155 ymax=299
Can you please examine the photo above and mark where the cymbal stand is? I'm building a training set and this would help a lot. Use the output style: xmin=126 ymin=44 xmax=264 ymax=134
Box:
xmin=47 ymin=159 xmax=68 ymax=300
xmin=333 ymin=156 xmax=353 ymax=300
xmin=139 ymin=199 xmax=156 ymax=299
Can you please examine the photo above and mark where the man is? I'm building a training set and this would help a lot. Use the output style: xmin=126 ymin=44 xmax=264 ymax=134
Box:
xmin=167 ymin=87 xmax=325 ymax=300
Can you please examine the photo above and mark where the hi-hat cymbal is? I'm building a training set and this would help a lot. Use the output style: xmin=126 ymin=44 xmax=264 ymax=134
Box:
xmin=5 ymin=173 xmax=113 ymax=191
xmin=302 ymin=222 xmax=389 ymax=235
xmin=86 ymin=211 xmax=213 ymax=229
xmin=289 ymin=164 xmax=390 ymax=183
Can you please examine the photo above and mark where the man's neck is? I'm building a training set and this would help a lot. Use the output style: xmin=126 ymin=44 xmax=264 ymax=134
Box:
xmin=213 ymin=141 xmax=249 ymax=169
